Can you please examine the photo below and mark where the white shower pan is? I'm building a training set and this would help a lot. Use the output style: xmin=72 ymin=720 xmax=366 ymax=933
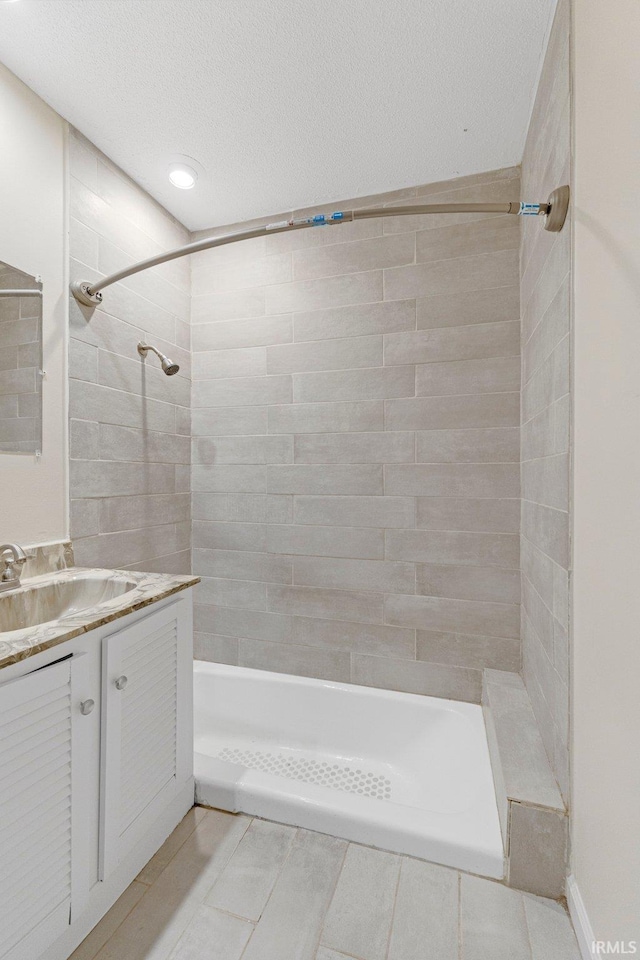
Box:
xmin=194 ymin=661 xmax=504 ymax=878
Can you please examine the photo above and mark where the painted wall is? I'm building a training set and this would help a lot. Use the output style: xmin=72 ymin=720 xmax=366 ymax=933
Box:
xmin=68 ymin=129 xmax=191 ymax=574
xmin=0 ymin=63 xmax=67 ymax=543
xmin=571 ymin=0 xmax=640 ymax=940
xmin=520 ymin=0 xmax=572 ymax=802
xmin=190 ymin=171 xmax=521 ymax=698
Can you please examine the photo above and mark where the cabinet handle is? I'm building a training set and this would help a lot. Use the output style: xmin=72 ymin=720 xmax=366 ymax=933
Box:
xmin=114 ymin=675 xmax=128 ymax=691
xmin=80 ymin=699 xmax=95 ymax=715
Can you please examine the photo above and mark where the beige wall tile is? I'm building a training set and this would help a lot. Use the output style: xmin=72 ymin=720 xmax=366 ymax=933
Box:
xmin=416 ymin=427 xmax=519 ymax=463
xmin=266 ymin=270 xmax=382 ymax=314
xmin=386 ymin=529 xmax=519 ymax=567
xmin=268 ymin=335 xmax=382 ymax=373
xmin=294 ymin=299 xmax=415 ymax=341
xmin=268 ymin=400 xmax=383 ymax=434
xmin=239 ymin=637 xmax=350 ymax=682
xmin=294 ymin=432 xmax=414 ymax=464
xmin=416 ymin=284 xmax=519 ymax=329
xmin=267 ymin=464 xmax=383 ymax=495
xmin=416 ymin=497 xmax=520 ymax=533
xmin=267 ymin=523 xmax=384 ymax=559
xmin=268 ymin=584 xmax=383 ymax=623
xmin=417 ymin=628 xmax=520 ymax=672
xmin=293 ymin=233 xmax=414 ymax=281
xmin=294 ymin=495 xmax=415 ymax=528
xmin=293 ymin=556 xmax=415 ymax=594
xmin=293 ymin=365 xmax=415 ymax=403
xmin=385 ymin=593 xmax=520 ymax=639
xmin=416 ymin=356 xmax=520 ymax=397
xmin=384 ymin=320 xmax=519 ymax=366
xmin=385 ymin=394 xmax=519 ymax=431
xmin=417 ymin=562 xmax=521 ymax=604
xmin=384 ymin=249 xmax=518 ymax=301
xmin=293 ymin=617 xmax=415 ymax=658
xmin=352 ymin=654 xmax=481 ymax=702
xmin=384 ymin=463 xmax=519 ymax=498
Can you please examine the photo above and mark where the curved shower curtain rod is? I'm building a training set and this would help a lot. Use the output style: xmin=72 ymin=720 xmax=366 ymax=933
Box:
xmin=71 ymin=185 xmax=570 ymax=307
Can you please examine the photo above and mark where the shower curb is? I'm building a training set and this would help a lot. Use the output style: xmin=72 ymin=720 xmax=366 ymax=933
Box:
xmin=482 ymin=669 xmax=568 ymax=900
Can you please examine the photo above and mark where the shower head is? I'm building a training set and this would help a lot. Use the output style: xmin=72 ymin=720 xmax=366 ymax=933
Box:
xmin=137 ymin=341 xmax=180 ymax=376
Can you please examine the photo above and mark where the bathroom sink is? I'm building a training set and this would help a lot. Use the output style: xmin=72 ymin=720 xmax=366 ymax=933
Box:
xmin=0 ymin=572 xmax=138 ymax=633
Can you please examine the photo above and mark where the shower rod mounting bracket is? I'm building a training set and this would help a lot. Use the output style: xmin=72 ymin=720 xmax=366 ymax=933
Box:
xmin=71 ymin=185 xmax=570 ymax=308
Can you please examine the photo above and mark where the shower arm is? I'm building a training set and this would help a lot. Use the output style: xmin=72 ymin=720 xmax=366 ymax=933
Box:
xmin=71 ymin=185 xmax=570 ymax=307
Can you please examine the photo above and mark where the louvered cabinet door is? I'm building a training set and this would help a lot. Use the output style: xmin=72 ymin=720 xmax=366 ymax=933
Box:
xmin=0 ymin=655 xmax=94 ymax=960
xmin=100 ymin=600 xmax=192 ymax=879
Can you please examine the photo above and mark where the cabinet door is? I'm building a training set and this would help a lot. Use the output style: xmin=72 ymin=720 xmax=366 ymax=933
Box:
xmin=100 ymin=600 xmax=192 ymax=879
xmin=0 ymin=654 xmax=94 ymax=960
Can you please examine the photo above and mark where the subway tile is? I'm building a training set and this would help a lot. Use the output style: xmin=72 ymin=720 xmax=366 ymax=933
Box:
xmin=293 ymin=232 xmax=414 ymax=281
xmin=192 ymin=315 xmax=293 ymax=351
xmin=70 ymin=498 xmax=100 ymax=540
xmin=293 ymin=617 xmax=415 ymax=658
xmin=384 ymin=249 xmax=518 ymax=301
xmin=192 ymin=465 xmax=266 ymax=493
xmin=193 ymin=346 xmax=267 ymax=380
xmin=193 ymin=521 xmax=267 ymax=552
xmin=294 ymin=432 xmax=414 ymax=463
xmin=196 ymin=605 xmax=293 ymax=643
xmin=384 ymin=594 xmax=520 ymax=639
xmin=417 ymin=562 xmax=521 ymax=603
xmin=239 ymin=638 xmax=350 ymax=682
xmin=193 ymin=549 xmax=292 ymax=583
xmin=416 ymin=215 xmax=520 ymax=263
xmin=267 ymin=335 xmax=382 ymax=374
xmin=192 ymin=493 xmax=292 ymax=524
xmin=196 ymin=251 xmax=292 ymax=293
xmin=522 ymin=454 xmax=569 ymax=511
xmin=99 ymin=493 xmax=190 ymax=532
xmin=191 ymin=286 xmax=265 ymax=323
xmin=294 ymin=495 xmax=415 ymax=528
xmin=417 ymin=628 xmax=520 ymax=672
xmin=70 ymin=418 xmax=100 ymax=460
xmin=73 ymin=523 xmax=184 ymax=569
xmin=98 ymin=349 xmax=189 ymax=406
xmin=387 ymin=858 xmax=458 ymax=960
xmin=98 ymin=423 xmax=189 ymax=464
xmin=321 ymin=845 xmax=400 ymax=960
xmin=385 ymin=394 xmax=519 ymax=431
xmin=193 ymin=633 xmax=239 ymax=665
xmin=416 ymin=427 xmax=519 ymax=463
xmin=70 ymin=460 xmax=175 ymax=498
xmin=294 ymin=299 xmax=415 ymax=342
xmin=267 ymin=464 xmax=383 ymax=495
xmin=352 ymin=654 xmax=481 ymax=702
xmin=195 ymin=577 xmax=267 ymax=612
xmin=267 ymin=524 xmax=384 ymax=559
xmin=416 ymin=355 xmax=520 ymax=397
xmin=385 ymin=463 xmax=519 ymax=497
xmin=521 ymin=500 xmax=569 ymax=568
xmin=0 ymin=367 xmax=36 ymax=396
xmin=294 ymin=365 xmax=414 ymax=403
xmin=266 ymin=270 xmax=383 ymax=314
xmin=294 ymin=556 xmax=415 ymax=594
xmin=192 ymin=375 xmax=291 ymax=408
xmin=268 ymin=400 xmax=383 ymax=434
xmin=192 ymin=435 xmax=292 ymax=465
xmin=384 ymin=320 xmax=520 ymax=366
xmin=241 ymin=830 xmax=347 ymax=960
xmin=387 ymin=528 xmax=519 ymax=567
xmin=206 ymin=819 xmax=296 ymax=922
xmin=460 ymin=874 xmax=530 ymax=960
xmin=268 ymin=584 xmax=383 ymax=623
xmin=192 ymin=405 xmax=267 ymax=436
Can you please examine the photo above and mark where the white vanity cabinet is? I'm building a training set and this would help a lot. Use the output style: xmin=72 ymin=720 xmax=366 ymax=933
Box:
xmin=0 ymin=591 xmax=194 ymax=960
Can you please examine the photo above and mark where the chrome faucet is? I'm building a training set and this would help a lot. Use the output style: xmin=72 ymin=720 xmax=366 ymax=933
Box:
xmin=0 ymin=544 xmax=34 ymax=592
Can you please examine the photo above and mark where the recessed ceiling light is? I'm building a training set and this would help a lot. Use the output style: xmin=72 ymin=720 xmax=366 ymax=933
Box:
xmin=168 ymin=163 xmax=198 ymax=190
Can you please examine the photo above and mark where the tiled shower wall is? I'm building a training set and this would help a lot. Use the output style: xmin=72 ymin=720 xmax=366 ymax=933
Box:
xmin=190 ymin=168 xmax=522 ymax=701
xmin=68 ymin=129 xmax=192 ymax=574
xmin=520 ymin=0 xmax=571 ymax=800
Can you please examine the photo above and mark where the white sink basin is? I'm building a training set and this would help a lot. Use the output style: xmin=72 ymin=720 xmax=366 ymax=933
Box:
xmin=0 ymin=572 xmax=138 ymax=633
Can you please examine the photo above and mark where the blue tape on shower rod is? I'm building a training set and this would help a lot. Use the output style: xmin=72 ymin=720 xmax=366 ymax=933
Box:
xmin=518 ymin=202 xmax=541 ymax=216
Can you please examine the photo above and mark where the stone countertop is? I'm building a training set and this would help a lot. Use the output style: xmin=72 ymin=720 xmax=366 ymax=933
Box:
xmin=0 ymin=567 xmax=200 ymax=670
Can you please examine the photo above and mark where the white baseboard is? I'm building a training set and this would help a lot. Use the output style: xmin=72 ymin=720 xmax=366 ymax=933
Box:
xmin=567 ymin=874 xmax=595 ymax=960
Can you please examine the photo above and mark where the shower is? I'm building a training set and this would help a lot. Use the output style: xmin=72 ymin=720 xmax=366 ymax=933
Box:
xmin=137 ymin=341 xmax=180 ymax=376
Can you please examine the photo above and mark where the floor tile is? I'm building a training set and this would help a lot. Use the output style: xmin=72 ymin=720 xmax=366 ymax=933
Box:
xmin=168 ymin=904 xmax=253 ymax=960
xmin=460 ymin=873 xmax=531 ymax=960
xmin=321 ymin=844 xmax=400 ymax=960
xmin=388 ymin=857 xmax=459 ymax=960
xmin=523 ymin=893 xmax=581 ymax=960
xmin=205 ymin=818 xmax=296 ymax=921
xmin=70 ymin=881 xmax=147 ymax=960
xmin=137 ymin=807 xmax=208 ymax=886
xmin=241 ymin=828 xmax=347 ymax=960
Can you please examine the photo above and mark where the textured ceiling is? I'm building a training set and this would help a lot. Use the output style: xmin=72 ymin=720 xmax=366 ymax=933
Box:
xmin=0 ymin=0 xmax=556 ymax=231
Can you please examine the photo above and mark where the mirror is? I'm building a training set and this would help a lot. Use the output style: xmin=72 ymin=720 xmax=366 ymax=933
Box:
xmin=0 ymin=260 xmax=43 ymax=455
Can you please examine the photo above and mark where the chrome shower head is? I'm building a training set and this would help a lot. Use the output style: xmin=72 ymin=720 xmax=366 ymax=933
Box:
xmin=137 ymin=341 xmax=180 ymax=376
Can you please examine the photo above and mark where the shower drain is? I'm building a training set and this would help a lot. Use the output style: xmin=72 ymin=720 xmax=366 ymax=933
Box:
xmin=217 ymin=746 xmax=392 ymax=800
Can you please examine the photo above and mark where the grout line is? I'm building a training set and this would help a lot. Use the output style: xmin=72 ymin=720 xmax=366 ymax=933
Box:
xmin=384 ymin=856 xmax=403 ymax=960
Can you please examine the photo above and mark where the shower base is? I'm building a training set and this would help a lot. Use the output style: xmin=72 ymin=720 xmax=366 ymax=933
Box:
xmin=194 ymin=661 xmax=504 ymax=878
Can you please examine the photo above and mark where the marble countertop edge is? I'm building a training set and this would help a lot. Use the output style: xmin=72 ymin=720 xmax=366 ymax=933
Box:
xmin=0 ymin=567 xmax=200 ymax=671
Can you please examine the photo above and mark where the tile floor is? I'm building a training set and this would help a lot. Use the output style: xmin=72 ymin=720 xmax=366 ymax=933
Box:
xmin=71 ymin=806 xmax=581 ymax=960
